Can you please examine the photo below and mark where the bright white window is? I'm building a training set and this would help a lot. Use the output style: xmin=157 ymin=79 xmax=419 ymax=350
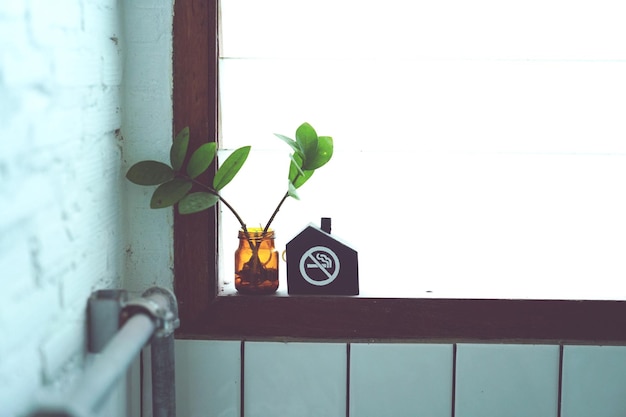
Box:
xmin=218 ymin=0 xmax=626 ymax=299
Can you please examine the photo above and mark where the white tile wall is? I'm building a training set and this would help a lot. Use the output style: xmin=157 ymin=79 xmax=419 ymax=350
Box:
xmin=176 ymin=340 xmax=241 ymax=417
xmin=174 ymin=341 xmax=626 ymax=417
xmin=350 ymin=343 xmax=453 ymax=417
xmin=244 ymin=342 xmax=346 ymax=417
xmin=455 ymin=344 xmax=560 ymax=417
xmin=561 ymin=345 xmax=626 ymax=417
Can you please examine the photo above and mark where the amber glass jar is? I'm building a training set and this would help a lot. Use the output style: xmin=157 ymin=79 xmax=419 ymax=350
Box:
xmin=234 ymin=228 xmax=279 ymax=294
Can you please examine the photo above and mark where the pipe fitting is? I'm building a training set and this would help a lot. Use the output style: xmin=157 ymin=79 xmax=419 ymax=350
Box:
xmin=122 ymin=287 xmax=180 ymax=338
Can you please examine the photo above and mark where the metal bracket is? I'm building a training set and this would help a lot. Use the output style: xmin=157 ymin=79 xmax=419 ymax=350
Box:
xmin=121 ymin=287 xmax=180 ymax=338
xmin=87 ymin=289 xmax=128 ymax=354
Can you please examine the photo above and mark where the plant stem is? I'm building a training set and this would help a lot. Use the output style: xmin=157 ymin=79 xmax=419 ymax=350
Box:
xmin=186 ymin=176 xmax=254 ymax=248
xmin=263 ymin=191 xmax=289 ymax=235
xmin=186 ymin=171 xmax=303 ymax=255
xmin=262 ymin=172 xmax=302 ymax=235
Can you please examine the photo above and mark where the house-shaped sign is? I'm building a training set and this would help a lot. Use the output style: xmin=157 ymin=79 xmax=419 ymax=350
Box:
xmin=286 ymin=218 xmax=359 ymax=295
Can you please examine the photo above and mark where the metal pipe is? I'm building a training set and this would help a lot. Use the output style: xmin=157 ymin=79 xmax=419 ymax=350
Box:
xmin=74 ymin=313 xmax=156 ymax=416
xmin=151 ymin=334 xmax=176 ymax=417
xmin=30 ymin=287 xmax=179 ymax=417
xmin=142 ymin=287 xmax=178 ymax=417
xmin=30 ymin=313 xmax=155 ymax=417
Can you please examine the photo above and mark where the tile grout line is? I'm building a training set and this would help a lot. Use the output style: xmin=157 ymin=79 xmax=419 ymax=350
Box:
xmin=346 ymin=343 xmax=351 ymax=417
xmin=557 ymin=344 xmax=564 ymax=417
xmin=451 ymin=343 xmax=457 ymax=417
xmin=240 ymin=340 xmax=245 ymax=417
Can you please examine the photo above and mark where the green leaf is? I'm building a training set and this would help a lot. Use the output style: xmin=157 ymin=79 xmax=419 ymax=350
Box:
xmin=213 ymin=146 xmax=251 ymax=191
xmin=274 ymin=133 xmax=302 ymax=155
xmin=178 ymin=192 xmax=220 ymax=214
xmin=150 ymin=178 xmax=193 ymax=209
xmin=187 ymin=142 xmax=217 ymax=179
xmin=126 ymin=161 xmax=174 ymax=185
xmin=289 ymin=153 xmax=306 ymax=177
xmin=295 ymin=122 xmax=318 ymax=161
xmin=287 ymin=181 xmax=300 ymax=200
xmin=294 ymin=169 xmax=314 ymax=189
xmin=288 ymin=156 xmax=314 ymax=189
xmin=170 ymin=127 xmax=190 ymax=171
xmin=302 ymin=135 xmax=333 ymax=170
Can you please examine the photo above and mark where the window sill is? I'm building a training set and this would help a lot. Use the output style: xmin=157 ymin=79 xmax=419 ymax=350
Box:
xmin=175 ymin=290 xmax=626 ymax=344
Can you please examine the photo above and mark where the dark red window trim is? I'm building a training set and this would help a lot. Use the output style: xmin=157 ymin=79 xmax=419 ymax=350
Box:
xmin=172 ymin=0 xmax=626 ymax=344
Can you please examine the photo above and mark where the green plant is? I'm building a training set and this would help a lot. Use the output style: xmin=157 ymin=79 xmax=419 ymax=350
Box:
xmin=126 ymin=122 xmax=333 ymax=289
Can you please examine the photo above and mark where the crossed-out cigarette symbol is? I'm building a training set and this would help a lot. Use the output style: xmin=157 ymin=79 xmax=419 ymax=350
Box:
xmin=299 ymin=246 xmax=340 ymax=286
xmin=307 ymin=252 xmax=333 ymax=269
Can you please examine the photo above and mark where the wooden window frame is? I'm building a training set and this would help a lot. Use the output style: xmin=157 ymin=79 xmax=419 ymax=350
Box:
xmin=172 ymin=0 xmax=626 ymax=344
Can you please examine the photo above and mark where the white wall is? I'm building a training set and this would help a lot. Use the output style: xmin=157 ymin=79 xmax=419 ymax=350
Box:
xmin=121 ymin=0 xmax=174 ymax=295
xmin=0 ymin=0 xmax=173 ymax=415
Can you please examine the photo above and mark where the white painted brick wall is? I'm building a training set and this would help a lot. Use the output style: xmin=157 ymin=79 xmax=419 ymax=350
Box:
xmin=0 ymin=0 xmax=129 ymax=415
xmin=122 ymin=0 xmax=174 ymax=295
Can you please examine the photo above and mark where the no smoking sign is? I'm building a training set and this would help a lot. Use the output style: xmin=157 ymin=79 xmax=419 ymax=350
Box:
xmin=299 ymin=246 xmax=340 ymax=286
xmin=286 ymin=219 xmax=359 ymax=295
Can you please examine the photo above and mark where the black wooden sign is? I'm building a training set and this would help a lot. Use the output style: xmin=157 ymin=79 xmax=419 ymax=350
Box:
xmin=286 ymin=218 xmax=359 ymax=295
